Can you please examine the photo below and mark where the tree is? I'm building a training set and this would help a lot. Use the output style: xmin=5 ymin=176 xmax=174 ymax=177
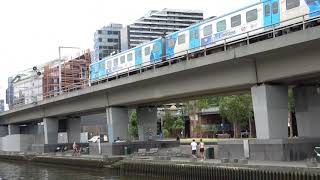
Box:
xmin=194 ymin=124 xmax=203 ymax=137
xmin=129 ymin=111 xmax=138 ymax=139
xmin=171 ymin=117 xmax=185 ymax=136
xmin=219 ymin=94 xmax=253 ymax=138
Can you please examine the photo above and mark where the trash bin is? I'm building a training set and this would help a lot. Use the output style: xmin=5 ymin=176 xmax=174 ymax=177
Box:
xmin=206 ymin=147 xmax=214 ymax=159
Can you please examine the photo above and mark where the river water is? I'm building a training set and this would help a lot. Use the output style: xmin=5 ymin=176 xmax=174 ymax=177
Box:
xmin=0 ymin=161 xmax=120 ymax=180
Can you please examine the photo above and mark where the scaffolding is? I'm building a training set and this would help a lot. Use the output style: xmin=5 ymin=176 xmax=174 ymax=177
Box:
xmin=43 ymin=50 xmax=91 ymax=98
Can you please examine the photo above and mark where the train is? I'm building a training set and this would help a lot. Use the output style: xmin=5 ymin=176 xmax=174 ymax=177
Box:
xmin=90 ymin=0 xmax=320 ymax=83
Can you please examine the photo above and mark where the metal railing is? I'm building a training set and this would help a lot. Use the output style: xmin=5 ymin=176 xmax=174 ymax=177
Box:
xmin=7 ymin=10 xmax=320 ymax=110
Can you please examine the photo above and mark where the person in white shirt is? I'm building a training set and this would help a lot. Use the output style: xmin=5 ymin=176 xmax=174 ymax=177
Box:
xmin=190 ymin=139 xmax=197 ymax=158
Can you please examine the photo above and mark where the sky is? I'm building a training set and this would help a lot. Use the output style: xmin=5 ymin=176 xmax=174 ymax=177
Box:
xmin=0 ymin=0 xmax=259 ymax=104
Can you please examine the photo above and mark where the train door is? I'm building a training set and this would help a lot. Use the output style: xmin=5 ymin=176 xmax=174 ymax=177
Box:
xmin=135 ymin=47 xmax=142 ymax=67
xmin=264 ymin=0 xmax=280 ymax=29
xmin=189 ymin=26 xmax=200 ymax=50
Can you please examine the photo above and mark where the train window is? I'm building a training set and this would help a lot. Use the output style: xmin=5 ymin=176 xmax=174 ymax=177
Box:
xmin=264 ymin=4 xmax=270 ymax=16
xmin=145 ymin=47 xmax=151 ymax=56
xmin=216 ymin=20 xmax=226 ymax=32
xmin=106 ymin=61 xmax=112 ymax=69
xmin=178 ymin=34 xmax=185 ymax=45
xmin=246 ymin=9 xmax=258 ymax=22
xmin=272 ymin=2 xmax=279 ymax=14
xmin=113 ymin=58 xmax=118 ymax=66
xmin=127 ymin=53 xmax=133 ymax=62
xmin=231 ymin=15 xmax=241 ymax=28
xmin=203 ymin=25 xmax=212 ymax=36
xmin=190 ymin=31 xmax=194 ymax=39
xmin=286 ymin=0 xmax=300 ymax=10
xmin=120 ymin=56 xmax=125 ymax=64
xmin=153 ymin=43 xmax=160 ymax=52
xmin=168 ymin=39 xmax=175 ymax=48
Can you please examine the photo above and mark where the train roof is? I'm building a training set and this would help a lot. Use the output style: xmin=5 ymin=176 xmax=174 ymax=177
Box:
xmin=165 ymin=1 xmax=263 ymax=37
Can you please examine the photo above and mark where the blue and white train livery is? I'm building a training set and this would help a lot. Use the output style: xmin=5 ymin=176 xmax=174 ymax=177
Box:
xmin=90 ymin=38 xmax=163 ymax=82
xmin=90 ymin=0 xmax=320 ymax=83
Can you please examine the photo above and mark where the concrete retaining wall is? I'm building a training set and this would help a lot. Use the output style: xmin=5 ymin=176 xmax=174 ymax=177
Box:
xmin=1 ymin=134 xmax=34 ymax=152
xmin=218 ymin=138 xmax=320 ymax=161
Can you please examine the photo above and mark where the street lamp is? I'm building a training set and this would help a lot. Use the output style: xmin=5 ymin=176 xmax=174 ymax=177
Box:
xmin=58 ymin=46 xmax=80 ymax=94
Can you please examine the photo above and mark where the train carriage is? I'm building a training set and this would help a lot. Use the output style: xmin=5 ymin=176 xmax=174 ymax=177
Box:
xmin=90 ymin=38 xmax=163 ymax=83
xmin=90 ymin=0 xmax=320 ymax=85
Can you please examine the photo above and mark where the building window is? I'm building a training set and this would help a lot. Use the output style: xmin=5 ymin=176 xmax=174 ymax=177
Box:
xmin=114 ymin=39 xmax=119 ymax=42
xmin=98 ymin=38 xmax=102 ymax=42
xmin=113 ymin=58 xmax=118 ymax=66
xmin=203 ymin=25 xmax=212 ymax=36
xmin=127 ymin=53 xmax=133 ymax=61
xmin=231 ymin=15 xmax=241 ymax=28
xmin=113 ymin=31 xmax=119 ymax=35
xmin=120 ymin=56 xmax=125 ymax=64
xmin=178 ymin=34 xmax=185 ymax=45
xmin=98 ymin=30 xmax=102 ymax=34
xmin=108 ymin=39 xmax=113 ymax=42
xmin=264 ymin=4 xmax=270 ymax=16
xmin=246 ymin=9 xmax=258 ymax=23
xmin=286 ymin=0 xmax=300 ymax=10
xmin=217 ymin=20 xmax=226 ymax=32
xmin=145 ymin=47 xmax=151 ymax=56
xmin=273 ymin=2 xmax=279 ymax=14
xmin=108 ymin=31 xmax=113 ymax=35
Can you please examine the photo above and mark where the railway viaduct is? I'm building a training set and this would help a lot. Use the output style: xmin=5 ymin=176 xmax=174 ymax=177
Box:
xmin=1 ymin=25 xmax=320 ymax=160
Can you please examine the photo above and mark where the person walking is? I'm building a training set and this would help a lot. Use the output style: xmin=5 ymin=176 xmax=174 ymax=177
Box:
xmin=191 ymin=139 xmax=197 ymax=159
xmin=199 ymin=139 xmax=205 ymax=160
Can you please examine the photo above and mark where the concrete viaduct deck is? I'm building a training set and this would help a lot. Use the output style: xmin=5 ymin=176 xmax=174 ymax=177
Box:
xmin=1 ymin=25 xmax=320 ymax=125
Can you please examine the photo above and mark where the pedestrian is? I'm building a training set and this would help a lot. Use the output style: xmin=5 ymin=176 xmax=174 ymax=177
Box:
xmin=72 ymin=142 xmax=77 ymax=156
xmin=199 ymin=139 xmax=205 ymax=160
xmin=191 ymin=139 xmax=197 ymax=159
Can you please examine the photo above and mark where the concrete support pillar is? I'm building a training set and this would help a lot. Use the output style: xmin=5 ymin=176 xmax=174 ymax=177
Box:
xmin=106 ymin=107 xmax=129 ymax=143
xmin=251 ymin=85 xmax=288 ymax=139
xmin=43 ymin=118 xmax=58 ymax=144
xmin=0 ymin=125 xmax=8 ymax=137
xmin=67 ymin=118 xmax=81 ymax=143
xmin=294 ymin=86 xmax=320 ymax=137
xmin=8 ymin=124 xmax=20 ymax=135
xmin=137 ymin=107 xmax=158 ymax=141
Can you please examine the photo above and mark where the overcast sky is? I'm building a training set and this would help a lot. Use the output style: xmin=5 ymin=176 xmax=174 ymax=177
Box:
xmin=0 ymin=0 xmax=258 ymax=103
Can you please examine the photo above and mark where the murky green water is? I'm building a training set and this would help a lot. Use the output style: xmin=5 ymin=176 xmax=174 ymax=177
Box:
xmin=0 ymin=161 xmax=119 ymax=180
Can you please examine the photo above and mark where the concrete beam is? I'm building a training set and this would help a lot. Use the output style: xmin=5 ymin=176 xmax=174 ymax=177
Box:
xmin=251 ymin=85 xmax=288 ymax=139
xmin=43 ymin=118 xmax=58 ymax=144
xmin=106 ymin=107 xmax=129 ymax=143
xmin=137 ymin=107 xmax=158 ymax=141
xmin=294 ymin=86 xmax=320 ymax=137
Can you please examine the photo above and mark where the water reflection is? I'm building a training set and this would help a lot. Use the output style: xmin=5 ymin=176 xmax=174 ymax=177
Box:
xmin=0 ymin=161 xmax=119 ymax=180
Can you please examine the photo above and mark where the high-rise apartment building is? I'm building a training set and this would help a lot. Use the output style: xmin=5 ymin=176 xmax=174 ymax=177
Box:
xmin=125 ymin=9 xmax=203 ymax=48
xmin=93 ymin=23 xmax=123 ymax=63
